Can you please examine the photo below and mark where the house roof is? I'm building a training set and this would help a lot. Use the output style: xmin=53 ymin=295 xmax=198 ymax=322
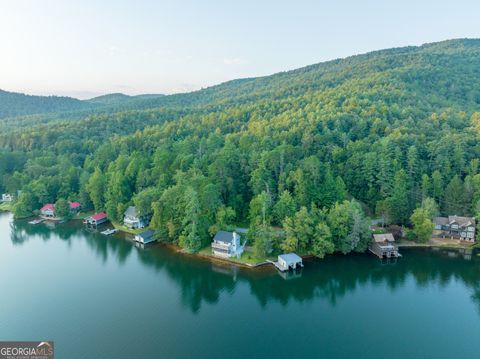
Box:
xmin=124 ymin=206 xmax=138 ymax=217
xmin=279 ymin=253 xmax=302 ymax=264
xmin=448 ymin=215 xmax=475 ymax=227
xmin=69 ymin=202 xmax=81 ymax=209
xmin=373 ymin=233 xmax=395 ymax=243
xmin=137 ymin=230 xmax=155 ymax=239
xmin=213 ymin=231 xmax=237 ymax=244
xmin=90 ymin=212 xmax=107 ymax=221
xmin=433 ymin=217 xmax=449 ymax=226
xmin=434 ymin=216 xmax=476 ymax=227
xmin=41 ymin=203 xmax=55 ymax=211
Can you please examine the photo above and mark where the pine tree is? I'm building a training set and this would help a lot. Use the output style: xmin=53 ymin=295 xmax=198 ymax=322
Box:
xmin=180 ymin=186 xmax=202 ymax=252
xmin=387 ymin=170 xmax=410 ymax=225
xmin=86 ymin=167 xmax=106 ymax=211
xmin=273 ymin=190 xmax=296 ymax=225
xmin=312 ymin=222 xmax=335 ymax=258
xmin=444 ymin=175 xmax=467 ymax=215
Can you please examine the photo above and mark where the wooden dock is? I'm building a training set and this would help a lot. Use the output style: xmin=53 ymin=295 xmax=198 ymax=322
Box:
xmin=101 ymin=228 xmax=118 ymax=236
xmin=28 ymin=218 xmax=45 ymax=225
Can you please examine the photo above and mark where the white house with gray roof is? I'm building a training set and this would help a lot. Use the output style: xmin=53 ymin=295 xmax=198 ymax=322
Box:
xmin=211 ymin=231 xmax=245 ymax=258
xmin=123 ymin=206 xmax=149 ymax=229
xmin=1 ymin=194 xmax=13 ymax=202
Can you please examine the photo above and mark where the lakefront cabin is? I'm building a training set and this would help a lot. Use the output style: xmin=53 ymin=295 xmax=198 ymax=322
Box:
xmin=134 ymin=230 xmax=156 ymax=244
xmin=84 ymin=212 xmax=108 ymax=226
xmin=40 ymin=203 xmax=56 ymax=218
xmin=123 ymin=206 xmax=148 ymax=229
xmin=69 ymin=202 xmax=81 ymax=214
xmin=211 ymin=231 xmax=245 ymax=258
xmin=433 ymin=215 xmax=476 ymax=242
xmin=1 ymin=194 xmax=13 ymax=202
xmin=369 ymin=233 xmax=400 ymax=258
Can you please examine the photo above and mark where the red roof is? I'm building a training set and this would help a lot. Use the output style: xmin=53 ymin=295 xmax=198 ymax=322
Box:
xmin=90 ymin=212 xmax=107 ymax=221
xmin=69 ymin=202 xmax=81 ymax=209
xmin=40 ymin=203 xmax=55 ymax=211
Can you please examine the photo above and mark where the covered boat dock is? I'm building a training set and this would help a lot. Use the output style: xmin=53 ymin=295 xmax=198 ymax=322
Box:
xmin=271 ymin=253 xmax=304 ymax=272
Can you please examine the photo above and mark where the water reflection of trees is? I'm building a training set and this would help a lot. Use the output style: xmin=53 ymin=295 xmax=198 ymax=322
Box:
xmin=135 ymin=249 xmax=237 ymax=313
xmin=135 ymin=247 xmax=480 ymax=314
xmin=10 ymin=219 xmax=133 ymax=265
xmin=9 ymin=217 xmax=480 ymax=314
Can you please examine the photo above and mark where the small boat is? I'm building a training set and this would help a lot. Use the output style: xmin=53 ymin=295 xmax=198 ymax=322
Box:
xmin=101 ymin=228 xmax=118 ymax=236
xmin=28 ymin=218 xmax=45 ymax=225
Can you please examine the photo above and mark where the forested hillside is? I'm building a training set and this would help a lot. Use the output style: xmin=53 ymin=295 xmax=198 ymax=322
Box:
xmin=1 ymin=39 xmax=480 ymax=257
xmin=0 ymin=90 xmax=89 ymax=119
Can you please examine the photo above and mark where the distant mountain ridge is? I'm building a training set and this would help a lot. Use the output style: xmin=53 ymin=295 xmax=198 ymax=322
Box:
xmin=86 ymin=93 xmax=164 ymax=105
xmin=0 ymin=90 xmax=164 ymax=119
xmin=0 ymin=89 xmax=87 ymax=119
xmin=1 ymin=38 xmax=479 ymax=122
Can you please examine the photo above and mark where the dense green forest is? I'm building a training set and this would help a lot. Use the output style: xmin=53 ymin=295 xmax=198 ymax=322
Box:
xmin=0 ymin=89 xmax=165 ymax=122
xmin=1 ymin=39 xmax=480 ymax=257
xmin=0 ymin=89 xmax=88 ymax=118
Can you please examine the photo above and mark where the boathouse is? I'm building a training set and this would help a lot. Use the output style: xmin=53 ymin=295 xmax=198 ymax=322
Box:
xmin=134 ymin=230 xmax=156 ymax=244
xmin=211 ymin=231 xmax=245 ymax=258
xmin=40 ymin=203 xmax=56 ymax=218
xmin=369 ymin=233 xmax=400 ymax=258
xmin=84 ymin=212 xmax=108 ymax=226
xmin=69 ymin=202 xmax=81 ymax=214
xmin=276 ymin=253 xmax=303 ymax=271
xmin=123 ymin=206 xmax=149 ymax=229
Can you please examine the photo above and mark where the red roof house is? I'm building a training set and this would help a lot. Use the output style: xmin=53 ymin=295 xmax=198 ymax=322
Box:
xmin=41 ymin=203 xmax=55 ymax=211
xmin=69 ymin=202 xmax=81 ymax=213
xmin=84 ymin=212 xmax=108 ymax=225
xmin=40 ymin=203 xmax=56 ymax=217
xmin=69 ymin=202 xmax=81 ymax=209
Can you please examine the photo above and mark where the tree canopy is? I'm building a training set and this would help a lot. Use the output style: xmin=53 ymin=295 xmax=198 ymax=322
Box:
xmin=2 ymin=39 xmax=480 ymax=254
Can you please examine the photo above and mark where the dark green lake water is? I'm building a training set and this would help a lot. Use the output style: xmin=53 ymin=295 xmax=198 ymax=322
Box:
xmin=1 ymin=212 xmax=479 ymax=358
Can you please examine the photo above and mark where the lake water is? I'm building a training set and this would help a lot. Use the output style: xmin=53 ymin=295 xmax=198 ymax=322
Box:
xmin=0 ymin=211 xmax=479 ymax=358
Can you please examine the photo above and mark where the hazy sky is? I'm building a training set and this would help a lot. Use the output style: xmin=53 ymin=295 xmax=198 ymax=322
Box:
xmin=0 ymin=0 xmax=478 ymax=99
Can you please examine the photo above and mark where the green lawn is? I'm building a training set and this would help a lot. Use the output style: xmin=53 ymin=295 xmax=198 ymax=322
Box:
xmin=198 ymin=246 xmax=275 ymax=266
xmin=77 ymin=210 xmax=96 ymax=220
xmin=0 ymin=202 xmax=13 ymax=212
xmin=111 ymin=220 xmax=144 ymax=235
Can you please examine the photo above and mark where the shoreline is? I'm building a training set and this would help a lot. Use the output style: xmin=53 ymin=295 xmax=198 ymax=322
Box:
xmin=5 ymin=209 xmax=478 ymax=268
xmin=396 ymin=239 xmax=476 ymax=250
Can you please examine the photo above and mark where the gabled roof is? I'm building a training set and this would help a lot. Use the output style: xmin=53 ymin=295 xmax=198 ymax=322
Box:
xmin=373 ymin=233 xmax=395 ymax=243
xmin=69 ymin=202 xmax=81 ymax=209
xmin=434 ymin=216 xmax=476 ymax=227
xmin=448 ymin=215 xmax=475 ymax=227
xmin=213 ymin=231 xmax=237 ymax=244
xmin=137 ymin=230 xmax=155 ymax=239
xmin=90 ymin=212 xmax=107 ymax=221
xmin=124 ymin=206 xmax=138 ymax=217
xmin=41 ymin=203 xmax=55 ymax=211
